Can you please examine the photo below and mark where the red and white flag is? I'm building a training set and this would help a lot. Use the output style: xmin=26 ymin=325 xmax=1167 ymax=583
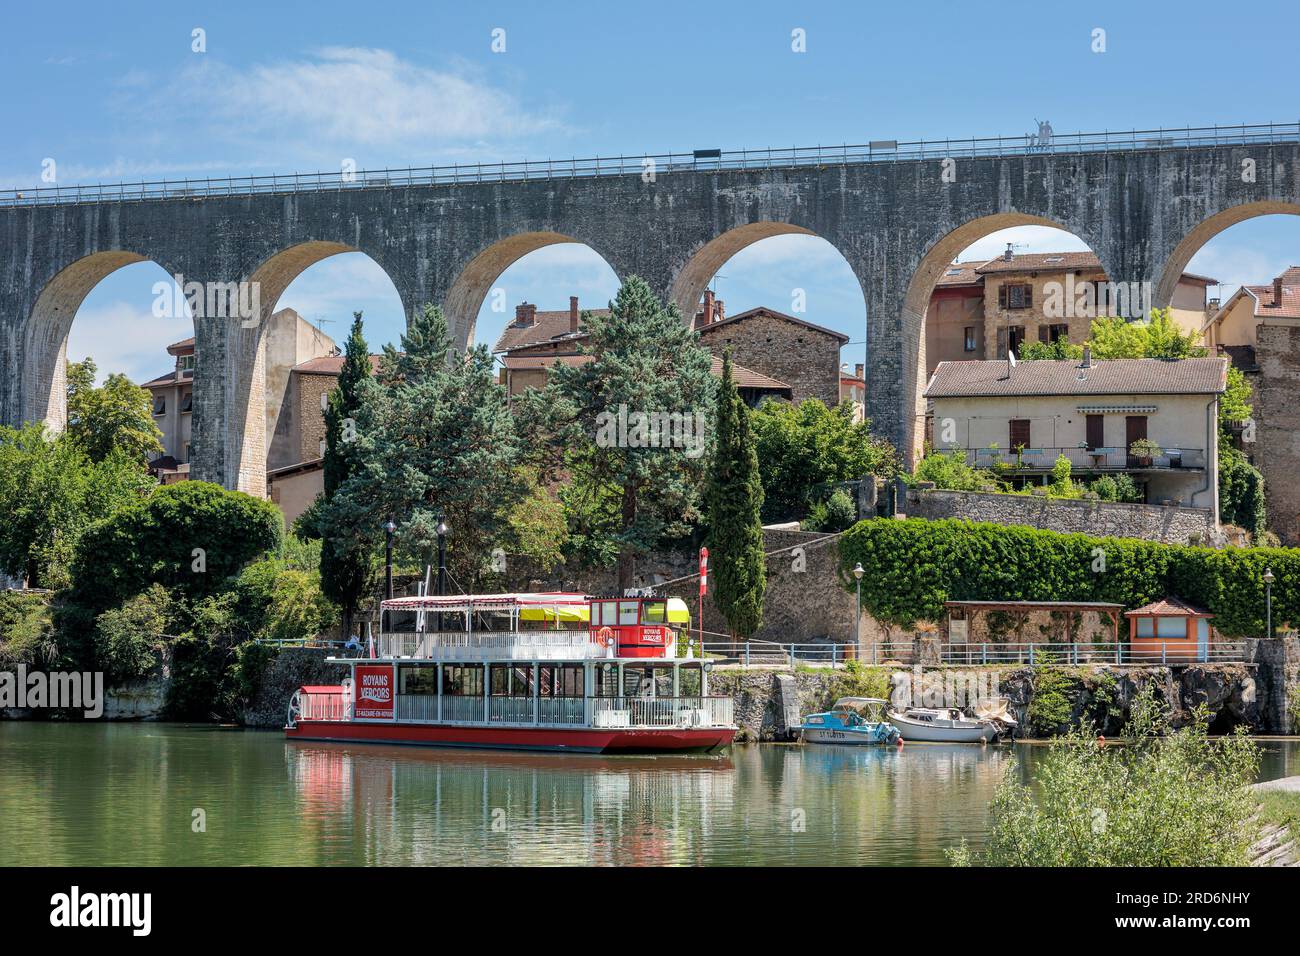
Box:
xmin=699 ymin=547 xmax=709 ymax=596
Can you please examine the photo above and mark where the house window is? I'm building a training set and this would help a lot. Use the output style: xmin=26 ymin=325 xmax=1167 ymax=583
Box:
xmin=182 ymin=442 xmax=191 ymax=463
xmin=963 ymin=327 xmax=977 ymax=352
xmin=152 ymin=395 xmax=166 ymax=416
xmin=1041 ymin=323 xmax=1069 ymax=343
xmin=1009 ymin=419 xmax=1031 ymax=449
xmin=180 ymin=391 xmax=193 ymax=413
xmin=999 ymin=283 xmax=1033 ymax=310
xmin=178 ymin=355 xmax=195 ymax=373
xmin=1007 ymin=326 xmax=1025 ymax=357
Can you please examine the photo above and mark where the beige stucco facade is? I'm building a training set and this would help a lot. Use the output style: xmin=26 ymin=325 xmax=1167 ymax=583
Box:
xmin=267 ymin=461 xmax=324 ymax=527
xmin=930 ymin=390 xmax=1221 ymax=516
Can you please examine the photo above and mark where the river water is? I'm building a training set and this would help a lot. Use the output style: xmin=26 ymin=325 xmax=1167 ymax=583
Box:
xmin=2 ymin=723 xmax=1297 ymax=866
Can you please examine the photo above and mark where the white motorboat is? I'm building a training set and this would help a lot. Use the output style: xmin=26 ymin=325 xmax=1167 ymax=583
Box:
xmin=887 ymin=706 xmax=998 ymax=743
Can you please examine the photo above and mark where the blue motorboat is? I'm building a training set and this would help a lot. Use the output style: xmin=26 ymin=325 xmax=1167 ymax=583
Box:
xmin=800 ymin=697 xmax=901 ymax=745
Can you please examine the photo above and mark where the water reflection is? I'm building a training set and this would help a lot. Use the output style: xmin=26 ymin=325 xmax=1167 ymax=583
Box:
xmin=2 ymin=724 xmax=1297 ymax=866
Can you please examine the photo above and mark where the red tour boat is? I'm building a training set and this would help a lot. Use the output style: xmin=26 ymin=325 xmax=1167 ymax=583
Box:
xmin=285 ymin=592 xmax=735 ymax=754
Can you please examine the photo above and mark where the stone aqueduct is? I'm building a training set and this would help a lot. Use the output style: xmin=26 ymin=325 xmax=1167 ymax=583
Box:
xmin=1 ymin=129 xmax=1299 ymax=496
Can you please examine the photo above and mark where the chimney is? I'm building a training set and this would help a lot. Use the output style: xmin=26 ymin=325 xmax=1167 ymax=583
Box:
xmin=569 ymin=296 xmax=580 ymax=333
xmin=715 ymin=297 xmax=724 ymax=322
xmin=1003 ymin=243 xmax=1014 ymax=263
xmin=855 ymin=363 xmax=864 ymax=379
xmin=702 ymin=289 xmax=716 ymax=326
xmin=1081 ymin=345 xmax=1092 ymax=369
xmin=1274 ymin=275 xmax=1284 ymax=307
xmin=515 ymin=302 xmax=536 ymax=327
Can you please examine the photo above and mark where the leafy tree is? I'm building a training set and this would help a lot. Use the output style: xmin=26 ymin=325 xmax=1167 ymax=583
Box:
xmin=1018 ymin=339 xmax=1083 ymax=361
xmin=802 ymin=486 xmax=858 ymax=533
xmin=92 ymin=584 xmax=172 ymax=684
xmin=319 ymin=312 xmax=377 ymax=638
xmin=0 ymin=424 xmax=154 ymax=589
xmin=545 ymin=277 xmax=717 ymax=589
xmin=703 ymin=354 xmax=766 ymax=639
xmin=1219 ymin=446 xmax=1266 ymax=538
xmin=66 ymin=358 xmax=164 ymax=464
xmin=751 ymin=398 xmax=899 ymax=523
xmin=913 ymin=448 xmax=994 ymax=491
xmin=501 ymin=469 xmax=569 ymax=574
xmin=70 ymin=481 xmax=283 ymax=612
xmin=331 ymin=303 xmax=525 ymax=589
xmin=1088 ymin=308 xmax=1203 ymax=360
xmin=557 ymin=453 xmax=624 ymax=569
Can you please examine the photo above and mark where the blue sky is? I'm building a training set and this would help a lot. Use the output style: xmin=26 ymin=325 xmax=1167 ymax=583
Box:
xmin=4 ymin=0 xmax=1299 ymax=382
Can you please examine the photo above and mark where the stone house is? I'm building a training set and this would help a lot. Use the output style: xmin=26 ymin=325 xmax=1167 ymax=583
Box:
xmin=923 ymin=353 xmax=1227 ymax=519
xmin=492 ymin=296 xmax=793 ymax=406
xmin=692 ymin=293 xmax=848 ymax=407
xmin=925 ymin=249 xmax=1217 ymax=377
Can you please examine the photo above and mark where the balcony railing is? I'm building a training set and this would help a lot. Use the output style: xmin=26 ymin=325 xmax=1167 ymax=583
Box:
xmin=296 ymin=690 xmax=350 ymax=722
xmin=939 ymin=641 xmax=1246 ymax=665
xmin=959 ymin=446 xmax=1207 ymax=472
xmin=375 ymin=630 xmax=603 ymax=661
xmin=4 ymin=122 xmax=1296 ymax=207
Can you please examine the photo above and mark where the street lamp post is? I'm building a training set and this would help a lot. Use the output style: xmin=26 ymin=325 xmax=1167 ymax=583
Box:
xmin=1264 ymin=567 xmax=1275 ymax=639
xmin=383 ymin=520 xmax=397 ymax=639
xmin=436 ymin=515 xmax=449 ymax=634
xmin=852 ymin=562 xmax=865 ymax=655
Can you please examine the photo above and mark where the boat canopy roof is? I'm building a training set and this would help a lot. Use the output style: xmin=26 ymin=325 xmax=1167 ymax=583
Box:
xmin=381 ymin=592 xmax=588 ymax=613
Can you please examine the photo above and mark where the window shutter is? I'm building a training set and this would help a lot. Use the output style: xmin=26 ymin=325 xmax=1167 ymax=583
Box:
xmin=998 ymin=285 xmax=1007 ymax=309
xmin=1024 ymin=285 xmax=1032 ymax=308
xmin=996 ymin=327 xmax=1008 ymax=358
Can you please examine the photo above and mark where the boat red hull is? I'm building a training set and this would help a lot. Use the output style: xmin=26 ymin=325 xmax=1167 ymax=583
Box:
xmin=285 ymin=720 xmax=734 ymax=754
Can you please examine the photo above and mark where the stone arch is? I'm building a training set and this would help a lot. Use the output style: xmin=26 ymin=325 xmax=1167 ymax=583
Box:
xmin=668 ymin=222 xmax=817 ymax=319
xmin=1156 ymin=201 xmax=1300 ymax=306
xmin=193 ymin=240 xmax=406 ymax=495
xmin=21 ymin=250 xmax=169 ymax=429
xmin=896 ymin=212 xmax=1103 ymax=461
xmin=443 ymin=231 xmax=623 ymax=347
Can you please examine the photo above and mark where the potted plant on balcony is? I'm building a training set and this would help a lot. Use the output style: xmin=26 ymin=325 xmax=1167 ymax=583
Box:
xmin=1128 ymin=438 xmax=1162 ymax=468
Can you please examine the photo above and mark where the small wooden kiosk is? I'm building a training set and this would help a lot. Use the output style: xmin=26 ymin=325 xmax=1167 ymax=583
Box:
xmin=1124 ymin=596 xmax=1214 ymax=662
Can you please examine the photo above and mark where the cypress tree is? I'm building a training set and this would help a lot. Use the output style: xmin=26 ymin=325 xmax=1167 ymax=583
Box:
xmin=704 ymin=353 xmax=766 ymax=639
xmin=320 ymin=311 xmax=375 ymax=640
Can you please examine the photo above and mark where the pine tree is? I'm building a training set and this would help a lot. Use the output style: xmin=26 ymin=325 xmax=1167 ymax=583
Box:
xmin=319 ymin=312 xmax=375 ymax=639
xmin=548 ymin=276 xmax=716 ymax=590
xmin=704 ymin=353 xmax=766 ymax=639
xmin=331 ymin=304 xmax=525 ymax=589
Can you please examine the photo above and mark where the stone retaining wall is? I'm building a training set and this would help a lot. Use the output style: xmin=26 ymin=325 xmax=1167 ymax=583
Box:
xmin=904 ymin=487 xmax=1217 ymax=544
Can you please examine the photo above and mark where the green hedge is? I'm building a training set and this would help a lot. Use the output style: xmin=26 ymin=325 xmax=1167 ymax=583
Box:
xmin=838 ymin=518 xmax=1297 ymax=638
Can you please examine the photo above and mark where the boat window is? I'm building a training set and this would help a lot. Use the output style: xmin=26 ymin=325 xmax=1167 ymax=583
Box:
xmin=490 ymin=663 xmax=535 ymax=697
xmin=678 ymin=667 xmax=703 ymax=697
xmin=592 ymin=663 xmax=619 ymax=698
xmin=442 ymin=664 xmax=484 ymax=697
xmin=398 ymin=665 xmax=437 ymax=695
xmin=618 ymin=602 xmax=640 ymax=625
xmin=806 ymin=716 xmax=824 ymax=725
xmin=641 ymin=601 xmax=667 ymax=623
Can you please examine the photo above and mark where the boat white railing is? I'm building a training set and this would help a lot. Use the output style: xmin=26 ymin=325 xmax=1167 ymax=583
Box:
xmin=590 ymin=696 xmax=734 ymax=729
xmin=376 ymin=630 xmax=604 ymax=661
xmin=387 ymin=694 xmax=733 ymax=728
xmin=296 ymin=690 xmax=350 ymax=722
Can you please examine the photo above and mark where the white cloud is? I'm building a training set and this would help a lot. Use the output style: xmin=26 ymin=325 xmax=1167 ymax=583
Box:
xmin=66 ymin=300 xmax=192 ymax=386
xmin=112 ymin=47 xmax=563 ymax=169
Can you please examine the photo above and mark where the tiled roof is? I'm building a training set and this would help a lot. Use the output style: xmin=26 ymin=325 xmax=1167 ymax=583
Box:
xmin=293 ymin=354 xmax=380 ymax=374
xmin=500 ymin=350 xmax=790 ymax=391
xmin=975 ymin=251 xmax=1104 ymax=275
xmin=166 ymin=336 xmax=195 ymax=354
xmin=1125 ymin=596 xmax=1211 ymax=617
xmin=695 ymin=305 xmax=850 ymax=343
xmin=493 ymin=309 xmax=610 ymax=352
xmin=934 ymin=262 xmax=984 ymax=287
xmin=1244 ymin=266 xmax=1300 ymax=319
xmin=140 ymin=369 xmax=184 ymax=389
xmin=924 ymin=357 xmax=1228 ymax=398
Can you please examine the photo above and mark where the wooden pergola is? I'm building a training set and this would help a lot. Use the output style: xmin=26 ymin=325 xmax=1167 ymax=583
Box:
xmin=943 ymin=600 xmax=1124 ymax=645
